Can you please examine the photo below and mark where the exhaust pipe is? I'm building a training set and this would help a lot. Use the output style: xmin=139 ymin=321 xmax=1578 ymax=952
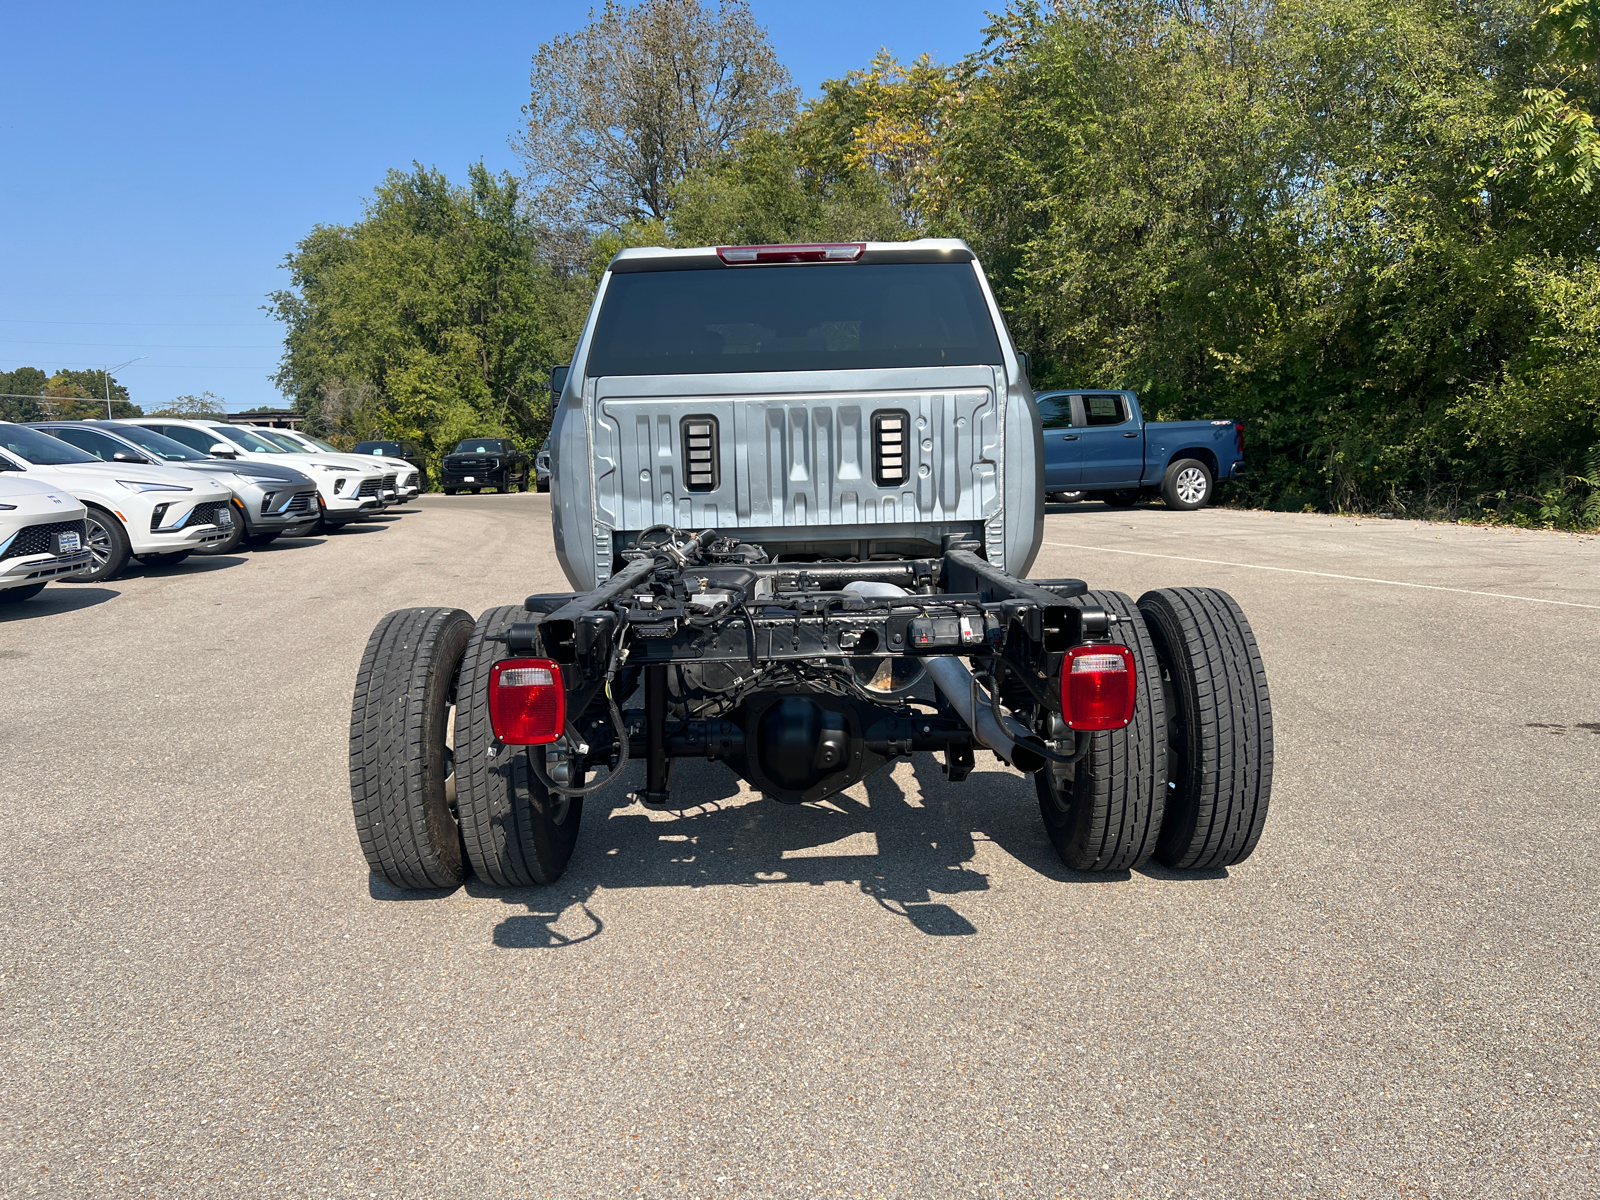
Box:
xmin=844 ymin=582 xmax=1046 ymax=773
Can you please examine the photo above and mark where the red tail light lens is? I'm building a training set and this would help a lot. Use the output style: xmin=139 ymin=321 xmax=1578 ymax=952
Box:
xmin=716 ymin=243 xmax=864 ymax=264
xmin=489 ymin=658 xmax=566 ymax=745
xmin=1235 ymin=421 xmax=1245 ymax=454
xmin=1061 ymin=644 xmax=1137 ymax=731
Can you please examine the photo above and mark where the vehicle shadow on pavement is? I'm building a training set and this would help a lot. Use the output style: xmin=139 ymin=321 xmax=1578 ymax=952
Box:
xmin=124 ymin=555 xmax=249 ymax=577
xmin=250 ymin=538 xmax=327 ymax=552
xmin=469 ymin=755 xmax=1144 ymax=949
xmin=1043 ymin=500 xmax=1107 ymax=514
xmin=1 ymin=585 xmax=119 ymax=620
xmin=1135 ymin=863 xmax=1229 ymax=882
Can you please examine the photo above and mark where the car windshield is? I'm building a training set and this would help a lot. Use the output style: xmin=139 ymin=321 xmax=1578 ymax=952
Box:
xmin=248 ymin=429 xmax=304 ymax=451
xmin=586 ymin=262 xmax=1004 ymax=377
xmin=355 ymin=442 xmax=399 ymax=455
xmin=211 ymin=425 xmax=290 ymax=453
xmin=105 ymin=423 xmax=207 ymax=461
xmin=0 ymin=423 xmax=101 ymax=465
xmin=454 ymin=441 xmax=503 ymax=454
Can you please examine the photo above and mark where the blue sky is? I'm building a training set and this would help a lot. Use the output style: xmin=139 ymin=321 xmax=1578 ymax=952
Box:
xmin=0 ymin=1 xmax=996 ymax=412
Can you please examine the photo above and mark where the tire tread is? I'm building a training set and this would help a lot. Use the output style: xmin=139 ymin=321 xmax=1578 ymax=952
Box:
xmin=349 ymin=606 xmax=474 ymax=888
xmin=1138 ymin=587 xmax=1273 ymax=869
xmin=455 ymin=605 xmax=582 ymax=886
xmin=1037 ymin=590 xmax=1167 ymax=871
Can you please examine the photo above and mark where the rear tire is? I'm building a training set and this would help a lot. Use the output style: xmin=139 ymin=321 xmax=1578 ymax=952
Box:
xmin=1161 ymin=459 xmax=1213 ymax=510
xmin=244 ymin=531 xmax=281 ymax=546
xmin=1103 ymin=491 xmax=1139 ymax=508
xmin=349 ymin=607 xmax=476 ymax=890
xmin=455 ymin=605 xmax=583 ymax=886
xmin=443 ymin=488 xmax=457 ymax=496
xmin=0 ymin=583 xmax=46 ymax=603
xmin=1036 ymin=589 xmax=1167 ymax=871
xmin=71 ymin=508 xmax=131 ymax=582
xmin=1137 ymin=588 xmax=1273 ymax=869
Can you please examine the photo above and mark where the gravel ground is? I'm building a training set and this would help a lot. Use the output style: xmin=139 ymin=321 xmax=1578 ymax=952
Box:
xmin=3 ymin=496 xmax=1597 ymax=1199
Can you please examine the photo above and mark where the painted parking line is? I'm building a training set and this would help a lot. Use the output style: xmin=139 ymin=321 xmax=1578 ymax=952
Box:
xmin=1040 ymin=540 xmax=1600 ymax=611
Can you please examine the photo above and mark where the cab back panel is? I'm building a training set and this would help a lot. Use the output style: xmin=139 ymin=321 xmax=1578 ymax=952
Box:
xmin=593 ymin=383 xmax=998 ymax=534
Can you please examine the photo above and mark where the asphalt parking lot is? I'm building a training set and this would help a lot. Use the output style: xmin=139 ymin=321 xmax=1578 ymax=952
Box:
xmin=4 ymin=496 xmax=1597 ymax=1198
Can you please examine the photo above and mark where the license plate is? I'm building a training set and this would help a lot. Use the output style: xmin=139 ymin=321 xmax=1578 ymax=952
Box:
xmin=54 ymin=531 xmax=81 ymax=554
xmin=463 ymin=476 xmax=475 ymax=482
xmin=217 ymin=508 xmax=233 ymax=527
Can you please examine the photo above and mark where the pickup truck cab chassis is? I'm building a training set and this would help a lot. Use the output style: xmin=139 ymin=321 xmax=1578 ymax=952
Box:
xmin=348 ymin=241 xmax=1273 ymax=895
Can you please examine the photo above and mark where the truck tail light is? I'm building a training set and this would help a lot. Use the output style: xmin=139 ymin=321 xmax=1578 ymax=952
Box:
xmin=489 ymin=658 xmax=566 ymax=744
xmin=716 ymin=243 xmax=864 ymax=264
xmin=1061 ymin=644 xmax=1136 ymax=731
xmin=1235 ymin=422 xmax=1245 ymax=454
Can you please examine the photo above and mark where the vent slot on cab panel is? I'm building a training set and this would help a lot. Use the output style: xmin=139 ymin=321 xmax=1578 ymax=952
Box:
xmin=681 ymin=416 xmax=719 ymax=492
xmin=872 ymin=410 xmax=911 ymax=488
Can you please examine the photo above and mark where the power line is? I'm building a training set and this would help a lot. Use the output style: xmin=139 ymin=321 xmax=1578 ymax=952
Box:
xmin=0 ymin=318 xmax=279 ymax=328
xmin=0 ymin=357 xmax=277 ymax=370
xmin=1 ymin=339 xmax=278 ymax=348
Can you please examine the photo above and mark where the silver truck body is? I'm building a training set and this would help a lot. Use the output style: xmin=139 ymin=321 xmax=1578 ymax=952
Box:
xmin=550 ymin=240 xmax=1044 ymax=592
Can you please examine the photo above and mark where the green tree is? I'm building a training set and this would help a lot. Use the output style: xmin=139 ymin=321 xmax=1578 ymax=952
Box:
xmin=663 ymin=129 xmax=908 ymax=247
xmin=933 ymin=0 xmax=1600 ymax=526
xmin=149 ymin=392 xmax=228 ymax=418
xmin=270 ymin=163 xmax=575 ymax=469
xmin=1503 ymin=0 xmax=1600 ymax=193
xmin=796 ymin=51 xmax=959 ymax=230
xmin=517 ymin=0 xmax=797 ymax=256
xmin=35 ymin=369 xmax=141 ymax=419
xmin=0 ymin=366 xmax=49 ymax=421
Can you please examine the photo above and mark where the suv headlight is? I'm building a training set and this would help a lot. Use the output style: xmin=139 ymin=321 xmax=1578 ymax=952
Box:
xmin=117 ymin=479 xmax=193 ymax=493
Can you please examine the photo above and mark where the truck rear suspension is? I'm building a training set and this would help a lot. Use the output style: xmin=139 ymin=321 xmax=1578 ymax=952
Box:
xmin=349 ymin=529 xmax=1273 ymax=889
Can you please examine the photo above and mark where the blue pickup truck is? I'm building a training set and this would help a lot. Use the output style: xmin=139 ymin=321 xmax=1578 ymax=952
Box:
xmin=1033 ymin=389 xmax=1246 ymax=509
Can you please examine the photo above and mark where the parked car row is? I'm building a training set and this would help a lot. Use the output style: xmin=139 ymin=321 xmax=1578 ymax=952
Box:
xmin=0 ymin=417 xmax=422 ymax=603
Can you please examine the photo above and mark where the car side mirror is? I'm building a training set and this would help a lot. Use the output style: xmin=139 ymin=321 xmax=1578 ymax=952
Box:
xmin=549 ymin=364 xmax=570 ymax=398
xmin=112 ymin=451 xmax=139 ymax=462
xmin=209 ymin=443 xmax=238 ymax=459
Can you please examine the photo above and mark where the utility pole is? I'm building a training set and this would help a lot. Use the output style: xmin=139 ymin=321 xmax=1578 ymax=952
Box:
xmin=102 ymin=356 xmax=146 ymax=418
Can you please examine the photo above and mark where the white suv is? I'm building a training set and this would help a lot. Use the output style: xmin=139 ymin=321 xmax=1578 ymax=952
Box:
xmin=0 ymin=475 xmax=92 ymax=602
xmin=0 ymin=422 xmax=234 ymax=580
xmin=253 ymin=428 xmax=421 ymax=502
xmin=120 ymin=419 xmax=390 ymax=531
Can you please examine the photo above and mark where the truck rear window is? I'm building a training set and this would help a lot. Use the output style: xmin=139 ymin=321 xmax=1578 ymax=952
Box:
xmin=585 ymin=263 xmax=1003 ymax=377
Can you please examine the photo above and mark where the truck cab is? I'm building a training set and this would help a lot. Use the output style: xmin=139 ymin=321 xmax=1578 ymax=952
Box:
xmin=549 ymin=239 xmax=1044 ymax=591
